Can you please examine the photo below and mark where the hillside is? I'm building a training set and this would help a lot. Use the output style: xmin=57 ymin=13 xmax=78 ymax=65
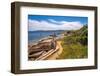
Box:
xmin=58 ymin=25 xmax=88 ymax=59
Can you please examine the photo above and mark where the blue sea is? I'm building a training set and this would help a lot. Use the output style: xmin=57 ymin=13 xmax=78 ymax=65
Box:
xmin=28 ymin=30 xmax=63 ymax=44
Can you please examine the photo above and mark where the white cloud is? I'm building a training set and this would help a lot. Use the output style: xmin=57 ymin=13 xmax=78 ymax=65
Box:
xmin=28 ymin=19 xmax=83 ymax=31
xmin=48 ymin=19 xmax=68 ymax=24
xmin=48 ymin=19 xmax=57 ymax=23
xmin=48 ymin=19 xmax=61 ymax=24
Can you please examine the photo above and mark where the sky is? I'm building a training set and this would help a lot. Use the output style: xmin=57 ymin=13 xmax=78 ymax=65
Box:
xmin=28 ymin=15 xmax=88 ymax=31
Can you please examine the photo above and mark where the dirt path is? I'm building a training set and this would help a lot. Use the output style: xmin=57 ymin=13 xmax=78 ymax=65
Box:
xmin=45 ymin=41 xmax=63 ymax=60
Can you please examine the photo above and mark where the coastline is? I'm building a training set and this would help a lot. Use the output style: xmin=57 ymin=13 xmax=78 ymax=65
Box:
xmin=28 ymin=33 xmax=64 ymax=60
xmin=28 ymin=33 xmax=64 ymax=47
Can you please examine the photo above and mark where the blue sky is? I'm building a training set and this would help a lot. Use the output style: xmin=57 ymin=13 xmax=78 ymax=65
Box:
xmin=28 ymin=15 xmax=88 ymax=31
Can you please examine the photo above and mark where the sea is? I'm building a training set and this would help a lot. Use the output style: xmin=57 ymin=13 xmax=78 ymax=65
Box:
xmin=28 ymin=30 xmax=63 ymax=44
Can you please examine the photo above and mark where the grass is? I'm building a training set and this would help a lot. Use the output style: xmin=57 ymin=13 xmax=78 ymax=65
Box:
xmin=58 ymin=26 xmax=88 ymax=59
xmin=59 ymin=41 xmax=88 ymax=59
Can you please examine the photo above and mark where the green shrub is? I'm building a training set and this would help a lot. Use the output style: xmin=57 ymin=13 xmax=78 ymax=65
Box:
xmin=58 ymin=25 xmax=88 ymax=59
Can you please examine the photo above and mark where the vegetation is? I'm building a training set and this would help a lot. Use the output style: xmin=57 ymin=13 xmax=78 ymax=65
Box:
xmin=58 ymin=25 xmax=88 ymax=59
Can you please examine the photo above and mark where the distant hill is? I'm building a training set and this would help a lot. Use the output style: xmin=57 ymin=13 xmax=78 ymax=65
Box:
xmin=28 ymin=30 xmax=64 ymax=32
